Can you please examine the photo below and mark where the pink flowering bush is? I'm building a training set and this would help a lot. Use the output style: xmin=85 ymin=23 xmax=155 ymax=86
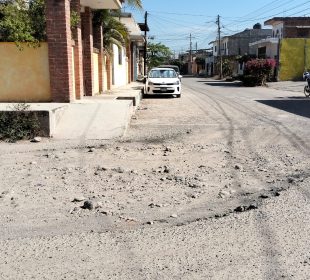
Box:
xmin=244 ymin=59 xmax=276 ymax=86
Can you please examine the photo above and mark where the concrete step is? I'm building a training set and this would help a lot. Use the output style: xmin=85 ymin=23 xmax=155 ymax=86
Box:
xmin=0 ymin=103 xmax=68 ymax=137
xmin=52 ymin=100 xmax=134 ymax=140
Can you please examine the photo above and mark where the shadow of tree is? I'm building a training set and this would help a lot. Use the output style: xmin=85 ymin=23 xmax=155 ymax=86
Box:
xmin=142 ymin=95 xmax=176 ymax=99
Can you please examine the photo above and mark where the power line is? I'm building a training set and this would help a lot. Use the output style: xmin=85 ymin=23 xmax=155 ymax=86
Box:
xmin=147 ymin=10 xmax=208 ymax=17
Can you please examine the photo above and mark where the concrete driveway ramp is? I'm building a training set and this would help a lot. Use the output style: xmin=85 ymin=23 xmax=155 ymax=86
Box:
xmin=53 ymin=100 xmax=133 ymax=140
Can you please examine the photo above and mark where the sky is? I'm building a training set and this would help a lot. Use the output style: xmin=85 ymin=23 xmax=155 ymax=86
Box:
xmin=123 ymin=0 xmax=310 ymax=54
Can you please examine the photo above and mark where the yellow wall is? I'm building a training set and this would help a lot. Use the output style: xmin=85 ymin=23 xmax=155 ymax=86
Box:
xmin=279 ymin=38 xmax=310 ymax=81
xmin=72 ymin=46 xmax=76 ymax=99
xmin=93 ymin=52 xmax=99 ymax=94
xmin=103 ymin=55 xmax=108 ymax=92
xmin=0 ymin=42 xmax=51 ymax=102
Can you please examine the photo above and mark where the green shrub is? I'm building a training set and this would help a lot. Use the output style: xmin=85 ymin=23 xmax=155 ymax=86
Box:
xmin=244 ymin=59 xmax=276 ymax=86
xmin=241 ymin=75 xmax=260 ymax=87
xmin=0 ymin=104 xmax=40 ymax=142
xmin=0 ymin=0 xmax=46 ymax=47
xmin=222 ymin=59 xmax=233 ymax=77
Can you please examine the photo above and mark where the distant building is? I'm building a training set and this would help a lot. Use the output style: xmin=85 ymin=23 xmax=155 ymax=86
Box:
xmin=250 ymin=17 xmax=310 ymax=59
xmin=250 ymin=17 xmax=310 ymax=80
xmin=207 ymin=25 xmax=271 ymax=76
xmin=212 ymin=26 xmax=272 ymax=58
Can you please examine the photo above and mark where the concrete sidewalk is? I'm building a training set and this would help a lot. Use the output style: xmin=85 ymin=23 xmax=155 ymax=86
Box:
xmin=0 ymin=82 xmax=143 ymax=140
xmin=267 ymin=81 xmax=305 ymax=93
xmin=53 ymin=82 xmax=143 ymax=140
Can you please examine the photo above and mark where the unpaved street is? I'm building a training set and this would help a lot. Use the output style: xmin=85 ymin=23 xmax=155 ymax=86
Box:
xmin=1 ymin=77 xmax=310 ymax=279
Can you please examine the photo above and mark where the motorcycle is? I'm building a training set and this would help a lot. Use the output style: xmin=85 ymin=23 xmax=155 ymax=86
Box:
xmin=303 ymin=72 xmax=310 ymax=97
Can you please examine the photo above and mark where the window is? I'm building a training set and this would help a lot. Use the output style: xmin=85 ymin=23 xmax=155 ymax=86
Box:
xmin=118 ymin=46 xmax=122 ymax=65
xmin=149 ymin=70 xmax=177 ymax=78
xmin=297 ymin=28 xmax=309 ymax=38
xmin=258 ymin=46 xmax=267 ymax=59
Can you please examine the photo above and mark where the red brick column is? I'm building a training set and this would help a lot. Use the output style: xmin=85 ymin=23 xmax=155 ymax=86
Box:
xmin=71 ymin=0 xmax=84 ymax=99
xmin=93 ymin=24 xmax=103 ymax=93
xmin=81 ymin=7 xmax=94 ymax=96
xmin=45 ymin=0 xmax=74 ymax=102
xmin=106 ymin=57 xmax=112 ymax=90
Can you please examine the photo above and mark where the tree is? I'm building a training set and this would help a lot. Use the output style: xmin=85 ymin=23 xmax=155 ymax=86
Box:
xmin=243 ymin=59 xmax=276 ymax=86
xmin=0 ymin=0 xmax=140 ymax=48
xmin=93 ymin=10 xmax=129 ymax=55
xmin=93 ymin=0 xmax=143 ymax=55
xmin=125 ymin=0 xmax=143 ymax=9
xmin=0 ymin=0 xmax=45 ymax=45
xmin=147 ymin=42 xmax=172 ymax=69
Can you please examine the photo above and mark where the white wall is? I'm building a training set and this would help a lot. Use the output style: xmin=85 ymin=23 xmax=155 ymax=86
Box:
xmin=112 ymin=44 xmax=127 ymax=88
xmin=272 ymin=22 xmax=284 ymax=39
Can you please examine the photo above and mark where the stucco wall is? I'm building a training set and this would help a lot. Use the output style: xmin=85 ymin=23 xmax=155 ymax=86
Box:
xmin=112 ymin=44 xmax=127 ymax=87
xmin=93 ymin=52 xmax=99 ymax=94
xmin=0 ymin=42 xmax=51 ymax=102
xmin=249 ymin=41 xmax=278 ymax=59
xmin=103 ymin=55 xmax=108 ymax=92
xmin=279 ymin=39 xmax=310 ymax=81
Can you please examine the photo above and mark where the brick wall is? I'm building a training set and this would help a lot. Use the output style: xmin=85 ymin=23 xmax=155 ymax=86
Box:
xmin=93 ymin=24 xmax=103 ymax=93
xmin=46 ymin=0 xmax=74 ymax=102
xmin=71 ymin=0 xmax=84 ymax=99
xmin=106 ymin=57 xmax=112 ymax=90
xmin=284 ymin=19 xmax=310 ymax=38
xmin=81 ymin=7 xmax=94 ymax=96
xmin=283 ymin=19 xmax=310 ymax=38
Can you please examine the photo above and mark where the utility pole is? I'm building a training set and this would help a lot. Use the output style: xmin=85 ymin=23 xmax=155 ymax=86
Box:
xmin=188 ymin=33 xmax=195 ymax=75
xmin=144 ymin=11 xmax=148 ymax=76
xmin=216 ymin=15 xmax=223 ymax=79
xmin=190 ymin=33 xmax=192 ymax=60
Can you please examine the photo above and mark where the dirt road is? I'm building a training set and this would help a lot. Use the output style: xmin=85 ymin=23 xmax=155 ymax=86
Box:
xmin=1 ymin=77 xmax=310 ymax=279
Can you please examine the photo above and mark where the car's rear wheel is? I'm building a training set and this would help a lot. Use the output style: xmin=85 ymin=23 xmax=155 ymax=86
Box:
xmin=142 ymin=88 xmax=146 ymax=98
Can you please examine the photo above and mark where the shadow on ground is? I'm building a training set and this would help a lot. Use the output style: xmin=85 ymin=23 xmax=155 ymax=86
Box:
xmin=276 ymin=96 xmax=306 ymax=99
xmin=196 ymin=80 xmax=243 ymax=87
xmin=257 ymin=99 xmax=310 ymax=119
xmin=142 ymin=95 xmax=177 ymax=99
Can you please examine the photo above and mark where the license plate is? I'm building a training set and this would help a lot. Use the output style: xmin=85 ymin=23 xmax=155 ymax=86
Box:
xmin=160 ymin=88 xmax=167 ymax=91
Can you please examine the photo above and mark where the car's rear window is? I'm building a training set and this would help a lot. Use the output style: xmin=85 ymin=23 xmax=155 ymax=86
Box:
xmin=149 ymin=70 xmax=177 ymax=78
xmin=158 ymin=66 xmax=180 ymax=73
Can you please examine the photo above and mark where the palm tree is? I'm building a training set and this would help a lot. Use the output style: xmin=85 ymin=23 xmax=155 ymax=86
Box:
xmin=92 ymin=0 xmax=143 ymax=54
xmin=93 ymin=10 xmax=129 ymax=54
xmin=124 ymin=0 xmax=143 ymax=9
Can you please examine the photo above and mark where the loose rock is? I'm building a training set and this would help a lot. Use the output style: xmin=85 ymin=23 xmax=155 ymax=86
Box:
xmin=82 ymin=200 xmax=94 ymax=210
xmin=72 ymin=197 xmax=86 ymax=203
xmin=31 ymin=137 xmax=42 ymax=143
xmin=287 ymin=177 xmax=295 ymax=184
xmin=113 ymin=167 xmax=125 ymax=173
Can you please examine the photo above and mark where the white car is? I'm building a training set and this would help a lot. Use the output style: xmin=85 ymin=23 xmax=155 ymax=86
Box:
xmin=143 ymin=68 xmax=182 ymax=98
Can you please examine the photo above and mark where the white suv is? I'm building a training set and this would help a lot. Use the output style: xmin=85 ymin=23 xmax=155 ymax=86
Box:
xmin=143 ymin=68 xmax=182 ymax=98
